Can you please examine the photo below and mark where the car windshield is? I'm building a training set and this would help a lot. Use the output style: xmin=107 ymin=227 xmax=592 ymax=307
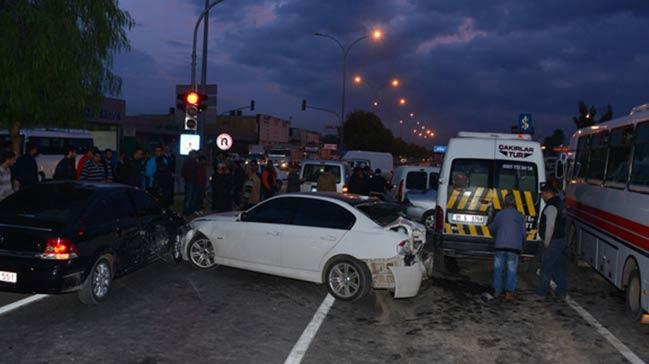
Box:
xmin=355 ymin=201 xmax=408 ymax=226
xmin=0 ymin=183 xmax=94 ymax=223
xmin=302 ymin=164 xmax=342 ymax=183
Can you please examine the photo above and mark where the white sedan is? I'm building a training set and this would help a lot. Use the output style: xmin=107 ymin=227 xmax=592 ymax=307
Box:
xmin=180 ymin=193 xmax=432 ymax=301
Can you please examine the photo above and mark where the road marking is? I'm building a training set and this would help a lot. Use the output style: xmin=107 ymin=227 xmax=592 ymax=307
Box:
xmin=284 ymin=294 xmax=335 ymax=364
xmin=565 ymin=295 xmax=646 ymax=364
xmin=0 ymin=294 xmax=48 ymax=317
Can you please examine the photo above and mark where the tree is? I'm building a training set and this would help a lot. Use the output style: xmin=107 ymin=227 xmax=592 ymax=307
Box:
xmin=0 ymin=1 xmax=133 ymax=155
xmin=343 ymin=110 xmax=393 ymax=152
xmin=572 ymin=101 xmax=614 ymax=129
xmin=542 ymin=129 xmax=566 ymax=153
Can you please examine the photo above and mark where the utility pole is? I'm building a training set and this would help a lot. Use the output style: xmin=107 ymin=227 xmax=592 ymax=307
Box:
xmin=199 ymin=0 xmax=209 ymax=148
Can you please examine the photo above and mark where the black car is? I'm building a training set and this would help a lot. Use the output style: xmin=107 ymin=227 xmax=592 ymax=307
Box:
xmin=0 ymin=182 xmax=185 ymax=304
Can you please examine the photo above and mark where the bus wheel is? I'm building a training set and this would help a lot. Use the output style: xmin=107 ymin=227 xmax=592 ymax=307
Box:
xmin=626 ymin=269 xmax=643 ymax=322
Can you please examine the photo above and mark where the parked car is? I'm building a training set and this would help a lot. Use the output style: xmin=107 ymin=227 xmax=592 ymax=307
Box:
xmin=181 ymin=193 xmax=432 ymax=301
xmin=393 ymin=166 xmax=440 ymax=202
xmin=404 ymin=189 xmax=438 ymax=232
xmin=0 ymin=182 xmax=185 ymax=304
xmin=299 ymin=160 xmax=350 ymax=193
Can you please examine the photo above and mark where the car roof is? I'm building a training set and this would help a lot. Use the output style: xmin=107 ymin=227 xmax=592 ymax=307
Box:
xmin=41 ymin=181 xmax=137 ymax=192
xmin=279 ymin=192 xmax=379 ymax=206
xmin=301 ymin=160 xmax=345 ymax=166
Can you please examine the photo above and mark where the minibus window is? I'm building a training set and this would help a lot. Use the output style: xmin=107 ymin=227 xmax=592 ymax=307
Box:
xmin=495 ymin=162 xmax=538 ymax=192
xmin=302 ymin=164 xmax=342 ymax=183
xmin=449 ymin=160 xmax=491 ymax=189
xmin=630 ymin=122 xmax=649 ymax=188
xmin=606 ymin=126 xmax=634 ymax=184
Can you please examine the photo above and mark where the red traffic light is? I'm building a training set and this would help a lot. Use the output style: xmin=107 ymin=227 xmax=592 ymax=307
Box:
xmin=185 ymin=91 xmax=200 ymax=106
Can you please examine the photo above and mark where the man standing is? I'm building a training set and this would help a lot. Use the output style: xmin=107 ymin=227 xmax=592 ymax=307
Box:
xmin=488 ymin=194 xmax=526 ymax=301
xmin=145 ymin=146 xmax=164 ymax=194
xmin=76 ymin=148 xmax=93 ymax=179
xmin=240 ymin=164 xmax=261 ymax=209
xmin=12 ymin=143 xmax=39 ymax=190
xmin=53 ymin=146 xmax=77 ymax=180
xmin=80 ymin=148 xmax=112 ymax=182
xmin=316 ymin=166 xmax=337 ymax=192
xmin=369 ymin=168 xmax=388 ymax=198
xmin=125 ymin=148 xmax=145 ymax=188
xmin=537 ymin=184 xmax=567 ymax=298
xmin=286 ymin=163 xmax=301 ymax=193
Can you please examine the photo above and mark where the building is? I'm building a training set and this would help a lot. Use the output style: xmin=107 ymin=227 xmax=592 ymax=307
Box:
xmin=209 ymin=115 xmax=259 ymax=155
xmin=258 ymin=114 xmax=290 ymax=147
xmin=85 ymin=97 xmax=126 ymax=151
xmin=289 ymin=127 xmax=320 ymax=147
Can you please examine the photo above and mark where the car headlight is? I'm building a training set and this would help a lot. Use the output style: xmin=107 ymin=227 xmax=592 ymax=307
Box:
xmin=448 ymin=213 xmax=488 ymax=225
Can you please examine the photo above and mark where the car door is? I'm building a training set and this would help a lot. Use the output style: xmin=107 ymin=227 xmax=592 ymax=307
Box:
xmin=234 ymin=197 xmax=298 ymax=267
xmin=281 ymin=198 xmax=355 ymax=274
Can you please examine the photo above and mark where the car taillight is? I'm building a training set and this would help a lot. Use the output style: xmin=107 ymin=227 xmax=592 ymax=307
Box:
xmin=342 ymin=185 xmax=349 ymax=193
xmin=41 ymin=238 xmax=79 ymax=260
xmin=435 ymin=206 xmax=444 ymax=232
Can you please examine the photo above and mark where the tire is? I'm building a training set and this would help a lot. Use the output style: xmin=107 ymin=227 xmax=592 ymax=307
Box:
xmin=187 ymin=233 xmax=218 ymax=270
xmin=423 ymin=211 xmax=435 ymax=232
xmin=324 ymin=257 xmax=371 ymax=301
xmin=78 ymin=255 xmax=113 ymax=305
xmin=626 ymin=269 xmax=643 ymax=322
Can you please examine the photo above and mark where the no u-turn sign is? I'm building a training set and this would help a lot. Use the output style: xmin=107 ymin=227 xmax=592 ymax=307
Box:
xmin=216 ymin=133 xmax=233 ymax=151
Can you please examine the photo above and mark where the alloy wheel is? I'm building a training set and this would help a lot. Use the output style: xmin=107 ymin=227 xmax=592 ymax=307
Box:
xmin=328 ymin=262 xmax=360 ymax=299
xmin=92 ymin=262 xmax=111 ymax=299
xmin=189 ymin=238 xmax=216 ymax=268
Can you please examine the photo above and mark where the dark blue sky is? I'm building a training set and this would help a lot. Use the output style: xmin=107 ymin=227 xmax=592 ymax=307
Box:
xmin=114 ymin=0 xmax=649 ymax=145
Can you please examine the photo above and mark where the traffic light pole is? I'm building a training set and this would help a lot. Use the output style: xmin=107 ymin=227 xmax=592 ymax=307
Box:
xmin=190 ymin=0 xmax=225 ymax=91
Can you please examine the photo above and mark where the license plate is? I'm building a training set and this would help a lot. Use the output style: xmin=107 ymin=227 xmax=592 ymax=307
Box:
xmin=448 ymin=213 xmax=488 ymax=226
xmin=0 ymin=271 xmax=17 ymax=284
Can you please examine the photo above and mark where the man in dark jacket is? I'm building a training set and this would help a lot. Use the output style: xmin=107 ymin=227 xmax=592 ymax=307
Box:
xmin=537 ymin=184 xmax=567 ymax=297
xmin=125 ymin=148 xmax=145 ymax=188
xmin=369 ymin=168 xmax=389 ymax=198
xmin=348 ymin=167 xmax=369 ymax=195
xmin=53 ymin=146 xmax=77 ymax=180
xmin=12 ymin=143 xmax=39 ymax=189
xmin=286 ymin=163 xmax=301 ymax=193
xmin=488 ymin=194 xmax=526 ymax=301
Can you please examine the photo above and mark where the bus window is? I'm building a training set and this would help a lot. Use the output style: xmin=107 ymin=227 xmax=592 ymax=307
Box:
xmin=606 ymin=126 xmax=634 ymax=185
xmin=586 ymin=131 xmax=609 ymax=182
xmin=630 ymin=122 xmax=649 ymax=189
xmin=449 ymin=159 xmax=491 ymax=189
xmin=575 ymin=135 xmax=590 ymax=179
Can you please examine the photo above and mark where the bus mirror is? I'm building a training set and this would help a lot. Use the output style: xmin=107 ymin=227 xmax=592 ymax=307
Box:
xmin=555 ymin=160 xmax=564 ymax=179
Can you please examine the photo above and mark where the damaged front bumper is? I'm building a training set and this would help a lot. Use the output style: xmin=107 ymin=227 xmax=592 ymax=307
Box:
xmin=363 ymin=217 xmax=433 ymax=298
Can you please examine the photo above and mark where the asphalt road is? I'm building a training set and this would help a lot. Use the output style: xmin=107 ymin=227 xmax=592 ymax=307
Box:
xmin=0 ymin=255 xmax=647 ymax=363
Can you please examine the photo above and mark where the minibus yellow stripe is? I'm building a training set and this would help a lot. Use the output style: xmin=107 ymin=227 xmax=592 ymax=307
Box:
xmin=481 ymin=225 xmax=491 ymax=237
xmin=513 ymin=190 xmax=525 ymax=214
xmin=491 ymin=189 xmax=501 ymax=210
xmin=524 ymin=191 xmax=537 ymax=216
xmin=444 ymin=223 xmax=452 ymax=234
xmin=468 ymin=187 xmax=484 ymax=211
xmin=457 ymin=191 xmax=472 ymax=210
xmin=456 ymin=224 xmax=466 ymax=235
xmin=447 ymin=190 xmax=460 ymax=209
xmin=468 ymin=224 xmax=478 ymax=236
xmin=480 ymin=189 xmax=494 ymax=211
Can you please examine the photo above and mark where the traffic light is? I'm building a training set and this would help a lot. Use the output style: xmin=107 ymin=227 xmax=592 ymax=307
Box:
xmin=301 ymin=99 xmax=307 ymax=111
xmin=180 ymin=90 xmax=207 ymax=131
xmin=250 ymin=100 xmax=255 ymax=111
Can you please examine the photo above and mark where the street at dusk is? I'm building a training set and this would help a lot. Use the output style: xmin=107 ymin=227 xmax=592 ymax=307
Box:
xmin=1 ymin=1 xmax=649 ymax=363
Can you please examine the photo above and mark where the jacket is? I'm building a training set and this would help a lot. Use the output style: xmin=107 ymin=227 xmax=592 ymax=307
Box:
xmin=488 ymin=207 xmax=526 ymax=252
xmin=53 ymin=157 xmax=76 ymax=180
xmin=316 ymin=172 xmax=337 ymax=192
xmin=12 ymin=154 xmax=38 ymax=189
xmin=539 ymin=196 xmax=566 ymax=246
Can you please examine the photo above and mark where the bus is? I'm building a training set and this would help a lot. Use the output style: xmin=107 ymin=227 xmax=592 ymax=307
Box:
xmin=0 ymin=129 xmax=94 ymax=180
xmin=565 ymin=103 xmax=649 ymax=319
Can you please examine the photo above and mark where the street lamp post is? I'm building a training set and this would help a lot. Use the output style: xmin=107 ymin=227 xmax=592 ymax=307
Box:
xmin=191 ymin=0 xmax=226 ymax=90
xmin=315 ymin=30 xmax=382 ymax=152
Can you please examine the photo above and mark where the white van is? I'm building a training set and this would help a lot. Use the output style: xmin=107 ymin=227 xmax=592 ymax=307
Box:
xmin=393 ymin=165 xmax=440 ymax=202
xmin=342 ymin=151 xmax=393 ymax=176
xmin=434 ymin=132 xmax=546 ymax=265
xmin=300 ymin=160 xmax=349 ymax=193
xmin=0 ymin=129 xmax=94 ymax=180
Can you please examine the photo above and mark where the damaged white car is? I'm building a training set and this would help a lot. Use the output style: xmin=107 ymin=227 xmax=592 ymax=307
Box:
xmin=179 ymin=193 xmax=433 ymax=301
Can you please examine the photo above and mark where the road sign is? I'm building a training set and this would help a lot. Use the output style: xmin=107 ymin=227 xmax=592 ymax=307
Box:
xmin=519 ymin=113 xmax=534 ymax=134
xmin=433 ymin=145 xmax=447 ymax=153
xmin=179 ymin=134 xmax=200 ymax=156
xmin=216 ymin=133 xmax=233 ymax=151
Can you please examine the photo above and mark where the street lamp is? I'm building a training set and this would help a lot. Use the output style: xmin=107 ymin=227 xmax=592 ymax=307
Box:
xmin=410 ymin=112 xmax=414 ymax=117
xmin=315 ymin=29 xmax=383 ymax=151
xmin=399 ymin=98 xmax=406 ymax=105
xmin=391 ymin=78 xmax=400 ymax=87
xmin=353 ymin=75 xmax=362 ymax=84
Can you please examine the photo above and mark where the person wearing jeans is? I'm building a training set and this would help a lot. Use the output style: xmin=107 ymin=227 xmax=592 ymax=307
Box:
xmin=488 ymin=194 xmax=526 ymax=301
xmin=537 ymin=184 xmax=567 ymax=297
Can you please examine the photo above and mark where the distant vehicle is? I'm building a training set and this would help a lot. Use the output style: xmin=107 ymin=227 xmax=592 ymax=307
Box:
xmin=342 ymin=151 xmax=394 ymax=176
xmin=435 ymin=132 xmax=546 ymax=270
xmin=180 ymin=193 xmax=432 ymax=301
xmin=404 ymin=189 xmax=438 ymax=232
xmin=0 ymin=129 xmax=94 ymax=180
xmin=267 ymin=147 xmax=291 ymax=170
xmin=248 ymin=144 xmax=265 ymax=156
xmin=0 ymin=182 xmax=185 ymax=304
xmin=299 ymin=160 xmax=350 ymax=193
xmin=564 ymin=103 xmax=649 ymax=319
xmin=393 ymin=165 xmax=440 ymax=202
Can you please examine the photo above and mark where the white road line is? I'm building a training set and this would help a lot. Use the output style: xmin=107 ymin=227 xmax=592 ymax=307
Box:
xmin=565 ymin=295 xmax=646 ymax=364
xmin=284 ymin=294 xmax=335 ymax=364
xmin=0 ymin=294 xmax=48 ymax=317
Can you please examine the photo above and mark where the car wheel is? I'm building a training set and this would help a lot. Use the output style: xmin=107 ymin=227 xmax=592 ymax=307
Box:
xmin=626 ymin=269 xmax=643 ymax=322
xmin=78 ymin=255 xmax=113 ymax=305
xmin=325 ymin=257 xmax=371 ymax=301
xmin=423 ymin=211 xmax=435 ymax=232
xmin=188 ymin=234 xmax=217 ymax=269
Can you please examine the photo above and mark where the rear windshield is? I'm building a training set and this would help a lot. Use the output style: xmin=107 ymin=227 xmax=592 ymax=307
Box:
xmin=0 ymin=184 xmax=94 ymax=223
xmin=429 ymin=172 xmax=439 ymax=190
xmin=449 ymin=159 xmax=538 ymax=191
xmin=406 ymin=171 xmax=427 ymax=190
xmin=355 ymin=201 xmax=408 ymax=226
xmin=302 ymin=164 xmax=342 ymax=183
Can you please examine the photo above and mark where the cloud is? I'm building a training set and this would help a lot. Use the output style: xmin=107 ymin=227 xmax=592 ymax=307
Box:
xmin=416 ymin=18 xmax=487 ymax=53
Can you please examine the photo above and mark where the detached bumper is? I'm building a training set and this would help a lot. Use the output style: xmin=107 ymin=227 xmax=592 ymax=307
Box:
xmin=0 ymin=253 xmax=86 ymax=294
xmin=364 ymin=255 xmax=428 ymax=298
